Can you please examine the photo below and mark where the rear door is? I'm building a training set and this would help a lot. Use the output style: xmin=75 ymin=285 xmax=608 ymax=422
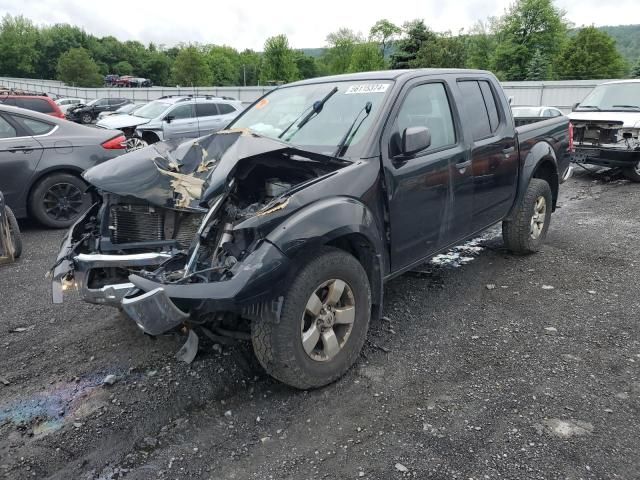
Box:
xmin=455 ymin=79 xmax=518 ymax=233
xmin=382 ymin=78 xmax=466 ymax=270
xmin=162 ymin=103 xmax=198 ymax=140
xmin=194 ymin=103 xmax=224 ymax=135
xmin=0 ymin=113 xmax=44 ymax=213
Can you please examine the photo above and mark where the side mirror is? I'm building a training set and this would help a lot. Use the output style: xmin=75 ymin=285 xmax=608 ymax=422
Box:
xmin=572 ymin=102 xmax=580 ymax=112
xmin=164 ymin=115 xmax=174 ymax=124
xmin=401 ymin=126 xmax=431 ymax=156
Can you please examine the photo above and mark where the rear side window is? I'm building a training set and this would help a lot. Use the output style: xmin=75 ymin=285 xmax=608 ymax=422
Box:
xmin=14 ymin=116 xmax=55 ymax=135
xmin=195 ymin=103 xmax=219 ymax=117
xmin=17 ymin=98 xmax=56 ymax=114
xmin=478 ymin=81 xmax=499 ymax=132
xmin=216 ymin=103 xmax=236 ymax=115
xmin=457 ymin=81 xmax=492 ymax=140
xmin=0 ymin=116 xmax=17 ymax=138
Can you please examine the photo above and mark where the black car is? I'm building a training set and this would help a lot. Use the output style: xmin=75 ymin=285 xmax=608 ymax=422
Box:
xmin=66 ymin=98 xmax=131 ymax=124
xmin=0 ymin=104 xmax=126 ymax=228
xmin=52 ymin=69 xmax=571 ymax=389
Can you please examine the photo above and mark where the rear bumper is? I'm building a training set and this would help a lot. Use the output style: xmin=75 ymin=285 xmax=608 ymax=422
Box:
xmin=571 ymin=146 xmax=640 ymax=167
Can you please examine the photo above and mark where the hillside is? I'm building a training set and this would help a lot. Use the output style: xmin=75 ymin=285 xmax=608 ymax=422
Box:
xmin=597 ymin=24 xmax=640 ymax=64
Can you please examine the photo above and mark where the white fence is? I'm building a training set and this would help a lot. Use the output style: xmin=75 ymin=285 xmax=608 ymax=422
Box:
xmin=0 ymin=76 xmax=621 ymax=112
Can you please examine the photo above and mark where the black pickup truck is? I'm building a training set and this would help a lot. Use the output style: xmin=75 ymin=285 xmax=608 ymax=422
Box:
xmin=52 ymin=69 xmax=571 ymax=389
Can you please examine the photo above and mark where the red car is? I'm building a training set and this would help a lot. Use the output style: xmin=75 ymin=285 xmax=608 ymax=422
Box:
xmin=0 ymin=95 xmax=65 ymax=119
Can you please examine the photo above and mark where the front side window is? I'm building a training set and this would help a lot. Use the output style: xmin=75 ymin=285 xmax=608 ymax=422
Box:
xmin=229 ymin=80 xmax=393 ymax=158
xmin=389 ymin=82 xmax=456 ymax=157
xmin=169 ymin=104 xmax=195 ymax=120
xmin=0 ymin=116 xmax=16 ymax=139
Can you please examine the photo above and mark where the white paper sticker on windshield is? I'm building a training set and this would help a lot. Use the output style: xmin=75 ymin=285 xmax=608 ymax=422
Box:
xmin=344 ymin=84 xmax=389 ymax=94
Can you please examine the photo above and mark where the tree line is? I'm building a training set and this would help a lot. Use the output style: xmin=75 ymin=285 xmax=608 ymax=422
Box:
xmin=0 ymin=0 xmax=638 ymax=88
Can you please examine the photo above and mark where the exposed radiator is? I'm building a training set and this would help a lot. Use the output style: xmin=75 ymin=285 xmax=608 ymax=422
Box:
xmin=110 ymin=203 xmax=202 ymax=248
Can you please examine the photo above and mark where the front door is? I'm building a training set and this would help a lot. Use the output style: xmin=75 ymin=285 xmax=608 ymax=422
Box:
xmin=163 ymin=104 xmax=198 ymax=140
xmin=0 ymin=114 xmax=43 ymax=214
xmin=382 ymin=80 xmax=466 ymax=271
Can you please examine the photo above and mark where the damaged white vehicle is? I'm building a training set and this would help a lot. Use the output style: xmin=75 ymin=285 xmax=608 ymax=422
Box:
xmin=569 ymin=79 xmax=640 ymax=181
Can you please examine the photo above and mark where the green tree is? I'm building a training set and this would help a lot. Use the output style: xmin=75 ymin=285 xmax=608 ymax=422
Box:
xmin=0 ymin=14 xmax=39 ymax=76
xmin=294 ymin=51 xmax=318 ymax=79
xmin=632 ymin=59 xmax=640 ymax=78
xmin=390 ymin=20 xmax=436 ymax=69
xmin=239 ymin=49 xmax=262 ymax=85
xmin=323 ymin=28 xmax=362 ymax=74
xmin=140 ymin=51 xmax=172 ymax=85
xmin=369 ymin=19 xmax=401 ymax=58
xmin=261 ymin=34 xmax=298 ymax=84
xmin=56 ymin=47 xmax=102 ymax=86
xmin=492 ymin=0 xmax=568 ymax=80
xmin=465 ymin=20 xmax=498 ymax=70
xmin=171 ymin=46 xmax=211 ymax=86
xmin=411 ymin=31 xmax=467 ymax=68
xmin=348 ymin=42 xmax=385 ymax=72
xmin=35 ymin=24 xmax=89 ymax=79
xmin=556 ymin=26 xmax=627 ymax=80
xmin=207 ymin=45 xmax=240 ymax=86
xmin=113 ymin=60 xmax=133 ymax=75
xmin=525 ymin=49 xmax=551 ymax=80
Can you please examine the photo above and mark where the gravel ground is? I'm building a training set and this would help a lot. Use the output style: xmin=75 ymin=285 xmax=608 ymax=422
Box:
xmin=0 ymin=170 xmax=639 ymax=480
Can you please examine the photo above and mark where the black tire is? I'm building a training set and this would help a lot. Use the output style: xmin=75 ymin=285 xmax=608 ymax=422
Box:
xmin=502 ymin=178 xmax=552 ymax=254
xmin=4 ymin=206 xmax=22 ymax=259
xmin=141 ymin=131 xmax=160 ymax=145
xmin=251 ymin=247 xmax=371 ymax=389
xmin=623 ymin=163 xmax=640 ymax=182
xmin=29 ymin=173 xmax=91 ymax=228
xmin=81 ymin=112 xmax=93 ymax=124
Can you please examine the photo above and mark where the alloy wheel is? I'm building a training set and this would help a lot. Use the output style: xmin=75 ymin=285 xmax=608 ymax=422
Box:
xmin=125 ymin=137 xmax=148 ymax=152
xmin=301 ymin=278 xmax=356 ymax=362
xmin=530 ymin=195 xmax=546 ymax=239
xmin=42 ymin=183 xmax=85 ymax=222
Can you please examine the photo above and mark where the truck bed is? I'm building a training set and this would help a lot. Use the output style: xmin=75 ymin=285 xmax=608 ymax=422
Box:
xmin=516 ymin=116 xmax=571 ymax=179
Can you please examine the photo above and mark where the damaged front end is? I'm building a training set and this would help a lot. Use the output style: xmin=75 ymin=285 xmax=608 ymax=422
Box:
xmin=571 ymin=119 xmax=640 ymax=167
xmin=51 ymin=129 xmax=350 ymax=336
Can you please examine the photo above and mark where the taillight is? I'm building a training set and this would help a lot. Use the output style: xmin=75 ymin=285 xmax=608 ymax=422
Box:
xmin=568 ymin=121 xmax=574 ymax=153
xmin=101 ymin=135 xmax=126 ymax=150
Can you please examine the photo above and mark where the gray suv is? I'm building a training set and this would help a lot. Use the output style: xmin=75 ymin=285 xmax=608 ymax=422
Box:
xmin=95 ymin=96 xmax=243 ymax=150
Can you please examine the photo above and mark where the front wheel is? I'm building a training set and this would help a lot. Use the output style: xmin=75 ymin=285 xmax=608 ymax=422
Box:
xmin=125 ymin=136 xmax=148 ymax=152
xmin=251 ymin=247 xmax=371 ymax=389
xmin=623 ymin=162 xmax=640 ymax=182
xmin=81 ymin=112 xmax=93 ymax=124
xmin=502 ymin=178 xmax=552 ymax=254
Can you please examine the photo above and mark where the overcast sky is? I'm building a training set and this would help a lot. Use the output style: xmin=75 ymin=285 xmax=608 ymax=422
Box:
xmin=1 ymin=0 xmax=637 ymax=50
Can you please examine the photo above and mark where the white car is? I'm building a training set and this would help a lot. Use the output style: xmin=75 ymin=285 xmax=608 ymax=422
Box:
xmin=569 ymin=79 xmax=640 ymax=182
xmin=97 ymin=103 xmax=145 ymax=120
xmin=55 ymin=97 xmax=87 ymax=114
xmin=511 ymin=106 xmax=564 ymax=118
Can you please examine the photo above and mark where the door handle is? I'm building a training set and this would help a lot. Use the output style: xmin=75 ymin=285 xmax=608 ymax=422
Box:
xmin=455 ymin=159 xmax=472 ymax=170
xmin=8 ymin=145 xmax=34 ymax=153
xmin=502 ymin=146 xmax=515 ymax=155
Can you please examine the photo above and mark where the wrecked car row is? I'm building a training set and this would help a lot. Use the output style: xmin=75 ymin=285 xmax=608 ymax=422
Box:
xmin=52 ymin=69 xmax=572 ymax=389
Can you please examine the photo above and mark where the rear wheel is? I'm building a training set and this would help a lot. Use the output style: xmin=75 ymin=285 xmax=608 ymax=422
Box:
xmin=623 ymin=162 xmax=640 ymax=182
xmin=3 ymin=206 xmax=22 ymax=259
xmin=502 ymin=178 xmax=552 ymax=254
xmin=251 ymin=247 xmax=371 ymax=389
xmin=29 ymin=173 xmax=91 ymax=228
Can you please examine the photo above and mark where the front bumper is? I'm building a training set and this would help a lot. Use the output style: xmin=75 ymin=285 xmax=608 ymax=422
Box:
xmin=571 ymin=146 xmax=640 ymax=168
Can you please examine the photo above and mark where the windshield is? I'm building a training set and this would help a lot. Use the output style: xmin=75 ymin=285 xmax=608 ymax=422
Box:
xmin=511 ymin=107 xmax=541 ymax=117
xmin=577 ymin=83 xmax=640 ymax=111
xmin=87 ymin=99 xmax=100 ymax=106
xmin=133 ymin=100 xmax=172 ymax=119
xmin=228 ymin=81 xmax=393 ymax=157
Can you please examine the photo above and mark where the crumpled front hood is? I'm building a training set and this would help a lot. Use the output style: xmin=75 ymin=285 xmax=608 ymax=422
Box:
xmin=83 ymin=129 xmax=336 ymax=210
xmin=96 ymin=114 xmax=150 ymax=129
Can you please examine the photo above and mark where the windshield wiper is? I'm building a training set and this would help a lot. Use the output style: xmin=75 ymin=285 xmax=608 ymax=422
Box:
xmin=612 ymin=104 xmax=640 ymax=110
xmin=333 ymin=101 xmax=372 ymax=158
xmin=278 ymin=86 xmax=338 ymax=141
xmin=578 ymin=105 xmax=601 ymax=111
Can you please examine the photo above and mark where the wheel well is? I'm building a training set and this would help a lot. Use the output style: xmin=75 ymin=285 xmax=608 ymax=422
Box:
xmin=141 ymin=131 xmax=160 ymax=144
xmin=326 ymin=233 xmax=383 ymax=320
xmin=532 ymin=159 xmax=559 ymax=210
xmin=26 ymin=169 xmax=86 ymax=213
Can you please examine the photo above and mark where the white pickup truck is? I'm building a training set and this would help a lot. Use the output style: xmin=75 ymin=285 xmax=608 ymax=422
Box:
xmin=569 ymin=79 xmax=640 ymax=181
